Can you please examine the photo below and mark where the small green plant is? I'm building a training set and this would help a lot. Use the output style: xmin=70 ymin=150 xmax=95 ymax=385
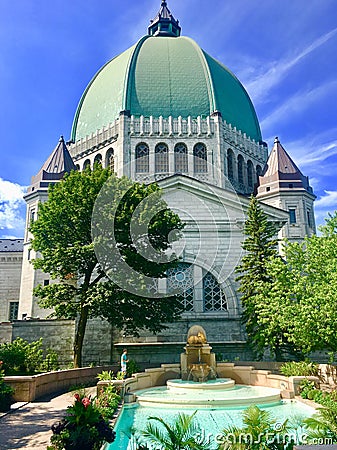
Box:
xmin=48 ymin=392 xmax=116 ymax=450
xmin=299 ymin=379 xmax=317 ymax=399
xmin=304 ymin=403 xmax=337 ymax=444
xmin=280 ymin=360 xmax=319 ymax=377
xmin=115 ymin=371 xmax=125 ymax=380
xmin=138 ymin=411 xmax=211 ymax=449
xmin=0 ymin=360 xmax=14 ymax=412
xmin=218 ymin=405 xmax=295 ymax=449
xmin=126 ymin=359 xmax=140 ymax=377
xmin=96 ymin=384 xmax=121 ymax=420
xmin=39 ymin=348 xmax=60 ymax=372
xmin=97 ymin=370 xmax=114 ymax=381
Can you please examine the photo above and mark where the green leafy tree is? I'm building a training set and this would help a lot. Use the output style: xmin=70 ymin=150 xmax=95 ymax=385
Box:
xmin=249 ymin=210 xmax=337 ymax=358
xmin=138 ymin=411 xmax=210 ymax=450
xmin=235 ymin=195 xmax=279 ymax=358
xmin=30 ymin=164 xmax=184 ymax=367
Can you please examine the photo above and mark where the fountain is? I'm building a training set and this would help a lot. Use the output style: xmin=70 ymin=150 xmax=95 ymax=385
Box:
xmin=181 ymin=325 xmax=216 ymax=382
xmin=107 ymin=326 xmax=316 ymax=449
xmin=136 ymin=326 xmax=281 ymax=407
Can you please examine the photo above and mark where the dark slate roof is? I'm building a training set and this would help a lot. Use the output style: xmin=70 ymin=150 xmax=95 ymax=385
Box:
xmin=257 ymin=137 xmax=315 ymax=196
xmin=263 ymin=137 xmax=302 ymax=177
xmin=28 ymin=136 xmax=77 ymax=193
xmin=42 ymin=136 xmax=77 ymax=174
xmin=0 ymin=239 xmax=24 ymax=252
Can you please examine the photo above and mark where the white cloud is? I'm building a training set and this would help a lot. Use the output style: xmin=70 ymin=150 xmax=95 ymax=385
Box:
xmin=264 ymin=129 xmax=337 ymax=168
xmin=260 ymin=80 xmax=337 ymax=133
xmin=0 ymin=178 xmax=27 ymax=236
xmin=314 ymin=191 xmax=337 ymax=229
xmin=315 ymin=190 xmax=337 ymax=209
xmin=245 ymin=27 xmax=337 ymax=103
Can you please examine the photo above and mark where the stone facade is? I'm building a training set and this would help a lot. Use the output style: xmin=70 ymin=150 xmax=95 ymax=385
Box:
xmin=0 ymin=239 xmax=23 ymax=323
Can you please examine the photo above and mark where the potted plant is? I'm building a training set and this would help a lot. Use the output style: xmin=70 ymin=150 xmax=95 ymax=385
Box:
xmin=48 ymin=393 xmax=116 ymax=450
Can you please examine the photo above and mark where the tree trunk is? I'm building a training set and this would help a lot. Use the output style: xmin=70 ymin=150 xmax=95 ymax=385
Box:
xmin=73 ymin=305 xmax=89 ymax=368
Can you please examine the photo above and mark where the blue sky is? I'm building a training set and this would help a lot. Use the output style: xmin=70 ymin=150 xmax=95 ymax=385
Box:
xmin=0 ymin=0 xmax=336 ymax=238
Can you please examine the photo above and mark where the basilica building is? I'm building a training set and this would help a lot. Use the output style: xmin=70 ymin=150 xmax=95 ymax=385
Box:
xmin=0 ymin=1 xmax=316 ymax=364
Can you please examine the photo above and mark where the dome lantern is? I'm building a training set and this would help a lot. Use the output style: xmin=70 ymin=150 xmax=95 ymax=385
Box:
xmin=148 ymin=0 xmax=181 ymax=37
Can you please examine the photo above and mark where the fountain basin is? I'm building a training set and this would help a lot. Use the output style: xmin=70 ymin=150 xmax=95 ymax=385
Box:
xmin=167 ymin=378 xmax=235 ymax=391
xmin=136 ymin=382 xmax=281 ymax=408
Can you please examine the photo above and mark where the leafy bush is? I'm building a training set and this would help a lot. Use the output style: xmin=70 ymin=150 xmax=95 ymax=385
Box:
xmin=0 ymin=338 xmax=59 ymax=375
xmin=95 ymin=384 xmax=121 ymax=420
xmin=280 ymin=360 xmax=319 ymax=377
xmin=304 ymin=403 xmax=337 ymax=444
xmin=126 ymin=359 xmax=140 ymax=377
xmin=300 ymin=380 xmax=337 ymax=408
xmin=0 ymin=360 xmax=14 ymax=412
xmin=138 ymin=411 xmax=210 ymax=450
xmin=97 ymin=370 xmax=114 ymax=381
xmin=218 ymin=405 xmax=296 ymax=449
xmin=48 ymin=393 xmax=116 ymax=450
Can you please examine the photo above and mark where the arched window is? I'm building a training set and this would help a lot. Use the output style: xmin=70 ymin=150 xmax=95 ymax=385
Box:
xmin=167 ymin=263 xmax=194 ymax=312
xmin=155 ymin=143 xmax=169 ymax=173
xmin=174 ymin=143 xmax=188 ymax=173
xmin=83 ymin=159 xmax=91 ymax=170
xmin=105 ymin=148 xmax=114 ymax=172
xmin=256 ymin=165 xmax=262 ymax=179
xmin=75 ymin=164 xmax=80 ymax=171
xmin=94 ymin=154 xmax=102 ymax=166
xmin=193 ymin=143 xmax=207 ymax=173
xmin=227 ymin=149 xmax=234 ymax=180
xmin=135 ymin=143 xmax=149 ymax=173
xmin=203 ymin=272 xmax=227 ymax=311
xmin=238 ymin=155 xmax=244 ymax=185
xmin=247 ymin=160 xmax=254 ymax=188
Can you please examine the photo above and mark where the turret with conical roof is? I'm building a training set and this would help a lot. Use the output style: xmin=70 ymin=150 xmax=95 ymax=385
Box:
xmin=257 ymin=137 xmax=316 ymax=245
xmin=19 ymin=137 xmax=77 ymax=321
xmin=257 ymin=137 xmax=314 ymax=196
xmin=28 ymin=136 xmax=77 ymax=193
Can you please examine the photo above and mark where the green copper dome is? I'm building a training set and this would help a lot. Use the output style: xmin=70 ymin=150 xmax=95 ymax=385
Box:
xmin=71 ymin=35 xmax=262 ymax=143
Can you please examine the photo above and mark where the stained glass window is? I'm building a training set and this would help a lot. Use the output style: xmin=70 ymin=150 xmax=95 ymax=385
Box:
xmin=193 ymin=143 xmax=207 ymax=173
xmin=155 ymin=143 xmax=169 ymax=173
xmin=203 ymin=272 xmax=227 ymax=311
xmin=167 ymin=263 xmax=194 ymax=311
xmin=135 ymin=143 xmax=149 ymax=173
xmin=174 ymin=143 xmax=188 ymax=173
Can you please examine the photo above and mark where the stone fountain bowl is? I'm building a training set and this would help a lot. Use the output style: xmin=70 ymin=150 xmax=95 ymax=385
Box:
xmin=167 ymin=378 xmax=236 ymax=391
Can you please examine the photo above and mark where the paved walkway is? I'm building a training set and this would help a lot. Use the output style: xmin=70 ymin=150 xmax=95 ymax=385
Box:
xmin=0 ymin=388 xmax=96 ymax=449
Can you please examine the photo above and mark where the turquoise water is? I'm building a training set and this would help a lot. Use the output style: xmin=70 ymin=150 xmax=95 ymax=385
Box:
xmin=108 ymin=399 xmax=315 ymax=450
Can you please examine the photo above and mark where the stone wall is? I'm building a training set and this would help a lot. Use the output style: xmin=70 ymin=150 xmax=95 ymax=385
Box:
xmin=11 ymin=320 xmax=75 ymax=366
xmin=0 ymin=322 xmax=13 ymax=343
xmin=1 ymin=318 xmax=114 ymax=367
xmin=0 ymin=251 xmax=22 ymax=322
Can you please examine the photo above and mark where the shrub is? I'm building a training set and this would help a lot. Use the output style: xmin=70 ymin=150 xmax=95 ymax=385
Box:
xmin=126 ymin=359 xmax=140 ymax=377
xmin=280 ymin=360 xmax=319 ymax=377
xmin=0 ymin=360 xmax=14 ymax=412
xmin=0 ymin=338 xmax=59 ymax=375
xmin=97 ymin=370 xmax=114 ymax=381
xmin=95 ymin=384 xmax=121 ymax=420
xmin=304 ymin=403 xmax=337 ymax=444
xmin=48 ymin=393 xmax=116 ymax=450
